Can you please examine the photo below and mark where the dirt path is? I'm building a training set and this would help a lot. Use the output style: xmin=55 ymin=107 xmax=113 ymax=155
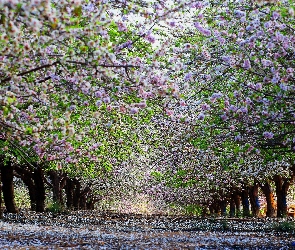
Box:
xmin=1 ymin=212 xmax=295 ymax=249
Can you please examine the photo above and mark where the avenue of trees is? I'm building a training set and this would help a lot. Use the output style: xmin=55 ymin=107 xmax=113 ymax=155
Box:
xmin=1 ymin=0 xmax=295 ymax=218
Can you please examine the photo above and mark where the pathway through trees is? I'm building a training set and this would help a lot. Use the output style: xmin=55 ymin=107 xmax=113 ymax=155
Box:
xmin=1 ymin=212 xmax=295 ymax=249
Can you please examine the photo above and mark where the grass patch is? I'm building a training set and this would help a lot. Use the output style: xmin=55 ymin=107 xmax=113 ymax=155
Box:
xmin=272 ymin=221 xmax=295 ymax=232
xmin=46 ymin=201 xmax=65 ymax=214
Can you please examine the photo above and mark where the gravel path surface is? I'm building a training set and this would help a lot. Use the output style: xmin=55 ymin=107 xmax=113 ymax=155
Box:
xmin=1 ymin=211 xmax=295 ymax=249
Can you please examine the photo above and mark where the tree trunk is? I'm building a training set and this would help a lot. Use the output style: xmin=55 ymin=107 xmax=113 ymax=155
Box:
xmin=209 ymin=203 xmax=214 ymax=215
xmin=260 ymin=181 xmax=276 ymax=217
xmin=233 ymin=193 xmax=241 ymax=217
xmin=0 ymin=160 xmax=18 ymax=213
xmin=86 ymin=195 xmax=99 ymax=210
xmin=49 ymin=170 xmax=65 ymax=205
xmin=73 ymin=179 xmax=80 ymax=210
xmin=209 ymin=200 xmax=220 ymax=216
xmin=213 ymin=200 xmax=220 ymax=215
xmin=86 ymin=200 xmax=94 ymax=210
xmin=79 ymin=195 xmax=87 ymax=210
xmin=220 ymin=199 xmax=227 ymax=216
xmin=274 ymin=175 xmax=290 ymax=218
xmin=241 ymin=188 xmax=250 ymax=217
xmin=229 ymin=195 xmax=235 ymax=217
xmin=23 ymin=173 xmax=36 ymax=211
xmin=65 ymin=178 xmax=74 ymax=209
xmin=33 ymin=166 xmax=45 ymax=212
xmin=79 ymin=186 xmax=91 ymax=210
xmin=201 ymin=205 xmax=208 ymax=217
xmin=249 ymin=184 xmax=260 ymax=217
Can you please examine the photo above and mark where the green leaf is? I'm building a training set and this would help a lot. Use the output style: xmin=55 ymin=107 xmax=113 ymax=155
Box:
xmin=73 ymin=6 xmax=82 ymax=17
xmin=26 ymin=127 xmax=33 ymax=135
xmin=7 ymin=97 xmax=15 ymax=104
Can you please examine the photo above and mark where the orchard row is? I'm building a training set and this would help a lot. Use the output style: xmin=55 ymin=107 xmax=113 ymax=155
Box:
xmin=1 ymin=1 xmax=295 ymax=217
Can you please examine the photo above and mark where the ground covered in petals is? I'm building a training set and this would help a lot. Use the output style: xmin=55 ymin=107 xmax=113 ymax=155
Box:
xmin=1 ymin=211 xmax=295 ymax=249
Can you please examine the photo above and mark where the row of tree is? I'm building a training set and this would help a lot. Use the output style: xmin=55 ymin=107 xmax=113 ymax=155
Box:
xmin=0 ymin=157 xmax=102 ymax=213
xmin=1 ymin=0 xmax=295 ymax=218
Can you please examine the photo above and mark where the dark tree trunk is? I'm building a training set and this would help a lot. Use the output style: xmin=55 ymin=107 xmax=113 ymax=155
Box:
xmin=233 ymin=193 xmax=241 ymax=217
xmin=201 ymin=205 xmax=208 ymax=217
xmin=0 ymin=160 xmax=18 ymax=213
xmin=241 ymin=188 xmax=250 ymax=217
xmin=86 ymin=200 xmax=93 ymax=210
xmin=73 ymin=179 xmax=80 ymax=210
xmin=213 ymin=200 xmax=220 ymax=215
xmin=249 ymin=184 xmax=260 ymax=217
xmin=86 ymin=195 xmax=99 ymax=210
xmin=22 ymin=173 xmax=36 ymax=211
xmin=79 ymin=196 xmax=87 ymax=210
xmin=33 ymin=166 xmax=46 ymax=212
xmin=48 ymin=170 xmax=66 ymax=205
xmin=229 ymin=195 xmax=235 ymax=217
xmin=65 ymin=178 xmax=74 ymax=209
xmin=50 ymin=171 xmax=60 ymax=203
xmin=274 ymin=175 xmax=290 ymax=218
xmin=260 ymin=181 xmax=276 ymax=217
xmin=79 ymin=186 xmax=91 ymax=210
xmin=220 ymin=199 xmax=227 ymax=216
xmin=209 ymin=203 xmax=214 ymax=215
xmin=209 ymin=200 xmax=220 ymax=216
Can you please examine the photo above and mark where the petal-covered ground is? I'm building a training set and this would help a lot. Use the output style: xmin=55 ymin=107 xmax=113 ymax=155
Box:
xmin=1 ymin=211 xmax=295 ymax=249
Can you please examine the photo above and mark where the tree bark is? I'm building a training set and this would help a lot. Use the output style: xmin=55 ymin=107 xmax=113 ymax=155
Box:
xmin=220 ymin=199 xmax=227 ymax=216
xmin=214 ymin=201 xmax=220 ymax=215
xmin=86 ymin=195 xmax=100 ymax=210
xmin=65 ymin=178 xmax=74 ymax=209
xmin=22 ymin=173 xmax=36 ymax=211
xmin=209 ymin=203 xmax=214 ymax=215
xmin=33 ymin=166 xmax=46 ymax=212
xmin=209 ymin=199 xmax=220 ymax=216
xmin=73 ymin=179 xmax=80 ymax=210
xmin=0 ymin=160 xmax=18 ymax=213
xmin=79 ymin=186 xmax=91 ymax=210
xmin=274 ymin=175 xmax=290 ymax=218
xmin=233 ymin=193 xmax=241 ymax=217
xmin=249 ymin=184 xmax=260 ymax=217
xmin=229 ymin=195 xmax=235 ymax=217
xmin=79 ymin=195 xmax=87 ymax=210
xmin=241 ymin=188 xmax=250 ymax=217
xmin=260 ymin=181 xmax=276 ymax=217
xmin=48 ymin=170 xmax=66 ymax=205
xmin=201 ymin=205 xmax=208 ymax=217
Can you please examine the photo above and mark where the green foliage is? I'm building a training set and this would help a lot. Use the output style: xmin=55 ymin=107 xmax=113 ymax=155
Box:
xmin=220 ymin=220 xmax=230 ymax=231
xmin=272 ymin=221 xmax=295 ymax=232
xmin=150 ymin=171 xmax=164 ymax=181
xmin=14 ymin=185 xmax=30 ymax=209
xmin=46 ymin=201 xmax=65 ymax=214
xmin=184 ymin=204 xmax=203 ymax=216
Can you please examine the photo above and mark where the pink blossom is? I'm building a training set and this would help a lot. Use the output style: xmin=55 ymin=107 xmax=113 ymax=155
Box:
xmin=201 ymin=103 xmax=210 ymax=111
xmin=255 ymin=83 xmax=262 ymax=90
xmin=95 ymin=91 xmax=103 ymax=98
xmin=130 ymin=107 xmax=139 ymax=114
xmin=166 ymin=109 xmax=174 ymax=116
xmin=242 ymin=59 xmax=251 ymax=70
xmin=263 ymin=131 xmax=274 ymax=139
xmin=103 ymin=96 xmax=111 ymax=103
xmin=197 ymin=112 xmax=205 ymax=120
xmin=179 ymin=100 xmax=186 ymax=106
